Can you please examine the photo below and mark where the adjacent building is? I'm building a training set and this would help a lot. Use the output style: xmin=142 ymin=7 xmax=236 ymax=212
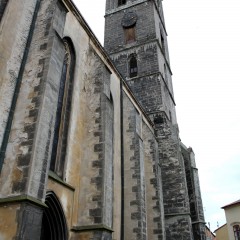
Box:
xmin=222 ymin=200 xmax=240 ymax=240
xmin=205 ymin=225 xmax=216 ymax=240
xmin=214 ymin=224 xmax=229 ymax=240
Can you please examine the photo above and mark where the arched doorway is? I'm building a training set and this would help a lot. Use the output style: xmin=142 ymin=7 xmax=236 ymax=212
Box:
xmin=41 ymin=191 xmax=68 ymax=240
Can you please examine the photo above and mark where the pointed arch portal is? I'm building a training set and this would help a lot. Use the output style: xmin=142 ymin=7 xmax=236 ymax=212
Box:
xmin=41 ymin=191 xmax=68 ymax=240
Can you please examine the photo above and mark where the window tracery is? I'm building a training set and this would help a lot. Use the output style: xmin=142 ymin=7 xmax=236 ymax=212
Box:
xmin=50 ymin=39 xmax=75 ymax=179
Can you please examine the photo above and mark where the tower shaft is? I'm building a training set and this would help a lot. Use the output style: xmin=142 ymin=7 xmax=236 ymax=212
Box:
xmin=104 ymin=0 xmax=198 ymax=239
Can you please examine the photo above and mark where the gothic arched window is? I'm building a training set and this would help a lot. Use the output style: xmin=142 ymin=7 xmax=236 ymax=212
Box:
xmin=129 ymin=55 xmax=138 ymax=78
xmin=41 ymin=191 xmax=68 ymax=240
xmin=50 ymin=39 xmax=75 ymax=179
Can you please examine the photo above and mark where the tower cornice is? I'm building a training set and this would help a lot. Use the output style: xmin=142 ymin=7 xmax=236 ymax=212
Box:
xmin=107 ymin=38 xmax=173 ymax=75
xmin=105 ymin=0 xmax=148 ymax=16
xmin=105 ymin=0 xmax=168 ymax=36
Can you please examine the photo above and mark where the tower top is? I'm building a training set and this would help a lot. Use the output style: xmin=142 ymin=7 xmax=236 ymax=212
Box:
xmin=105 ymin=0 xmax=165 ymax=27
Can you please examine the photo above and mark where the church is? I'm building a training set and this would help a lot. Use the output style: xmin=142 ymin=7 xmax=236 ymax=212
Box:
xmin=0 ymin=0 xmax=206 ymax=239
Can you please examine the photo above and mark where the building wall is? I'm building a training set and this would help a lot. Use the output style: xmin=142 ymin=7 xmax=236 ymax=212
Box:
xmin=225 ymin=205 xmax=240 ymax=240
xmin=0 ymin=0 xmax=159 ymax=239
xmin=0 ymin=0 xmax=205 ymax=239
xmin=215 ymin=224 xmax=229 ymax=240
xmin=205 ymin=226 xmax=216 ymax=240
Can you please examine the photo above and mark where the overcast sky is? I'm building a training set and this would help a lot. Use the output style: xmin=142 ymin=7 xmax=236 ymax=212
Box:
xmin=73 ymin=0 xmax=240 ymax=232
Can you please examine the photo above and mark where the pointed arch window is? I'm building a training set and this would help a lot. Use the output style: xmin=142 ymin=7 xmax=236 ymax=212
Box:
xmin=161 ymin=32 xmax=165 ymax=55
xmin=129 ymin=55 xmax=138 ymax=78
xmin=50 ymin=39 xmax=75 ymax=179
xmin=41 ymin=191 xmax=68 ymax=240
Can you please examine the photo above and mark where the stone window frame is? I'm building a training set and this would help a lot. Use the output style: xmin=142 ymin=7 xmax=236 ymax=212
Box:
xmin=50 ymin=38 xmax=75 ymax=179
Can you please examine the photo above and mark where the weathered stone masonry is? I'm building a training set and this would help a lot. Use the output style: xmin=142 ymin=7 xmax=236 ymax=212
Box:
xmin=0 ymin=0 xmax=8 ymax=22
xmin=123 ymin=92 xmax=147 ymax=239
xmin=0 ymin=0 xmax=206 ymax=239
xmin=0 ymin=0 xmax=68 ymax=238
xmin=105 ymin=0 xmax=206 ymax=239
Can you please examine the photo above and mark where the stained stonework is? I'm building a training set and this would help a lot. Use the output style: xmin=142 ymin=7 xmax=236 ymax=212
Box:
xmin=123 ymin=92 xmax=147 ymax=239
xmin=0 ymin=0 xmax=205 ymax=239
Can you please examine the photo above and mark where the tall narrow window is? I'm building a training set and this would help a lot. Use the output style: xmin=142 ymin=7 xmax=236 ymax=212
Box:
xmin=129 ymin=55 xmax=138 ymax=78
xmin=118 ymin=0 xmax=126 ymax=6
xmin=50 ymin=39 xmax=75 ymax=179
xmin=161 ymin=33 xmax=165 ymax=55
xmin=41 ymin=191 xmax=68 ymax=240
xmin=0 ymin=1 xmax=9 ymax=22
xmin=124 ymin=27 xmax=136 ymax=44
xmin=164 ymin=64 xmax=168 ymax=82
xmin=233 ymin=225 xmax=240 ymax=240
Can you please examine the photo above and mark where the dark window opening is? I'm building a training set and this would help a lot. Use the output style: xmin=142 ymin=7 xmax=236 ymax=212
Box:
xmin=233 ymin=225 xmax=240 ymax=240
xmin=0 ymin=0 xmax=9 ymax=22
xmin=125 ymin=27 xmax=136 ymax=44
xmin=161 ymin=33 xmax=165 ymax=55
xmin=169 ymin=111 xmax=172 ymax=123
xmin=50 ymin=39 xmax=75 ymax=179
xmin=154 ymin=115 xmax=164 ymax=125
xmin=118 ymin=0 xmax=126 ymax=6
xmin=129 ymin=55 xmax=138 ymax=78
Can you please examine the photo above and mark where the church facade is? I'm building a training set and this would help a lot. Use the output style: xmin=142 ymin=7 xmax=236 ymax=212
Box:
xmin=0 ymin=0 xmax=205 ymax=239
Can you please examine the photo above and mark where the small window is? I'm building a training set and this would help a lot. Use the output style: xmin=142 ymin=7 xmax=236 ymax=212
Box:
xmin=164 ymin=64 xmax=167 ymax=82
xmin=161 ymin=33 xmax=165 ymax=55
xmin=129 ymin=55 xmax=138 ymax=78
xmin=169 ymin=111 xmax=172 ymax=123
xmin=118 ymin=0 xmax=126 ymax=6
xmin=233 ymin=225 xmax=240 ymax=240
xmin=124 ymin=27 xmax=136 ymax=44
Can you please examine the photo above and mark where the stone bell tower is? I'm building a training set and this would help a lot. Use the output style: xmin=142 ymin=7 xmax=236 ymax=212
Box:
xmin=104 ymin=0 xmax=202 ymax=239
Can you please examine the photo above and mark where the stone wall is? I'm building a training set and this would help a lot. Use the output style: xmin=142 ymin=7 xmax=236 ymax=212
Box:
xmin=0 ymin=0 xmax=206 ymax=239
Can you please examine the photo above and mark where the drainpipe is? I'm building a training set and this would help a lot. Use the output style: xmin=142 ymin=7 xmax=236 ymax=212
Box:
xmin=120 ymin=79 xmax=124 ymax=240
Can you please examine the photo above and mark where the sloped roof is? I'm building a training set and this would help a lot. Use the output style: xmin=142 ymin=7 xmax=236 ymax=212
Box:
xmin=222 ymin=199 xmax=240 ymax=209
